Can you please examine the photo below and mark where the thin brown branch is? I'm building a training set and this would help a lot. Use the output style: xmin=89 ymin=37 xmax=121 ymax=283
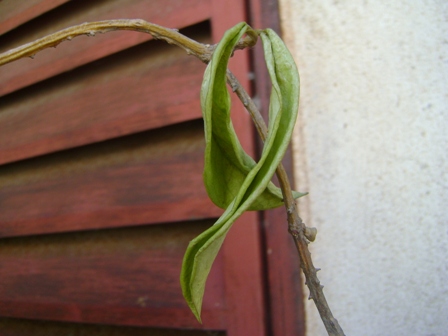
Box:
xmin=0 ymin=19 xmax=343 ymax=335
xmin=226 ymin=71 xmax=345 ymax=336
xmin=0 ymin=19 xmax=259 ymax=67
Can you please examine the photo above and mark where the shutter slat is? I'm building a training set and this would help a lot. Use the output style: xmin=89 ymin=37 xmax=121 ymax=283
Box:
xmin=0 ymin=221 xmax=225 ymax=329
xmin=0 ymin=34 xmax=208 ymax=164
xmin=0 ymin=0 xmax=70 ymax=35
xmin=0 ymin=121 xmax=221 ymax=238
xmin=0 ymin=0 xmax=211 ymax=96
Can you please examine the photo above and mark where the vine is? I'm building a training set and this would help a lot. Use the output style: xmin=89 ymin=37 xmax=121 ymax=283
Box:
xmin=0 ymin=19 xmax=344 ymax=336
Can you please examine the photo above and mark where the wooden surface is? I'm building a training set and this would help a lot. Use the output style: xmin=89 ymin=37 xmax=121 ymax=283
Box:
xmin=0 ymin=317 xmax=225 ymax=336
xmin=0 ymin=121 xmax=221 ymax=238
xmin=0 ymin=0 xmax=211 ymax=96
xmin=0 ymin=0 xmax=70 ymax=35
xmin=249 ymin=0 xmax=307 ymax=334
xmin=0 ymin=0 xmax=304 ymax=334
xmin=0 ymin=37 xmax=207 ymax=164
xmin=0 ymin=221 xmax=226 ymax=330
xmin=210 ymin=2 xmax=267 ymax=335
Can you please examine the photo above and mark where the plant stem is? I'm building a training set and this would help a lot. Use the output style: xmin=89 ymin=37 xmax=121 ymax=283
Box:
xmin=0 ymin=19 xmax=258 ymax=66
xmin=226 ymin=70 xmax=344 ymax=336
xmin=0 ymin=19 xmax=210 ymax=66
xmin=0 ymin=19 xmax=344 ymax=335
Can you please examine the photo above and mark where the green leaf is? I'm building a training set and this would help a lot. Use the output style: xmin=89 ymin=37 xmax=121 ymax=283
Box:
xmin=181 ymin=22 xmax=303 ymax=322
xmin=201 ymin=28 xmax=304 ymax=211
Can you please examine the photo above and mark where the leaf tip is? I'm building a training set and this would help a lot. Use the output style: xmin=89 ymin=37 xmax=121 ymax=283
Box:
xmin=194 ymin=310 xmax=203 ymax=324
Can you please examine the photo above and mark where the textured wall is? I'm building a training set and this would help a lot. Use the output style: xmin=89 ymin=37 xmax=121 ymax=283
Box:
xmin=278 ymin=1 xmax=448 ymax=335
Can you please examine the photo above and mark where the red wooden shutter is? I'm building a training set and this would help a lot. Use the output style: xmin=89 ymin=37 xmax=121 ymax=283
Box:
xmin=248 ymin=1 xmax=307 ymax=334
xmin=0 ymin=1 xmax=305 ymax=335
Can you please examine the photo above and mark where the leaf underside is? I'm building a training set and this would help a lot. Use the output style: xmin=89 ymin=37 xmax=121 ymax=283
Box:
xmin=180 ymin=22 xmax=303 ymax=322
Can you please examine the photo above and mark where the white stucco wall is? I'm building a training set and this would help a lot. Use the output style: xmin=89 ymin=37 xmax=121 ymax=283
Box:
xmin=278 ymin=1 xmax=448 ymax=335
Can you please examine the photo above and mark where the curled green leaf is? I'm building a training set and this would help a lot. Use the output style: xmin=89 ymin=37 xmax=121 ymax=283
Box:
xmin=181 ymin=22 xmax=303 ymax=322
xmin=201 ymin=30 xmax=304 ymax=211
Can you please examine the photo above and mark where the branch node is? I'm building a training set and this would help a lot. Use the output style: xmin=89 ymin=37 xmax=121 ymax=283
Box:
xmin=304 ymin=226 xmax=317 ymax=242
